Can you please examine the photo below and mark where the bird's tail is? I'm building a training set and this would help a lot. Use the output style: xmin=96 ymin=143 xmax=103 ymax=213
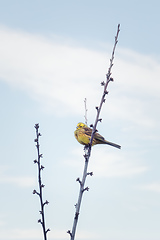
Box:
xmin=104 ymin=140 xmax=121 ymax=149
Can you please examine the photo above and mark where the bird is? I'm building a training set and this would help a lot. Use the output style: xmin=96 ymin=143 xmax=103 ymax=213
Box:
xmin=74 ymin=122 xmax=121 ymax=149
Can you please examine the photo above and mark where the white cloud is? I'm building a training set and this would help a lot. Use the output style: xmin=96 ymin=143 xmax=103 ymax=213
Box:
xmin=0 ymin=176 xmax=36 ymax=187
xmin=0 ymin=25 xmax=106 ymax=116
xmin=67 ymin=147 xmax=148 ymax=178
xmin=0 ymin=228 xmax=43 ymax=240
xmin=0 ymin=228 xmax=97 ymax=240
xmin=91 ymin=152 xmax=148 ymax=178
xmin=0 ymin=219 xmax=5 ymax=227
xmin=0 ymin=25 xmax=160 ymax=128
xmin=137 ymin=182 xmax=160 ymax=193
xmin=0 ymin=167 xmax=36 ymax=187
xmin=115 ymin=48 xmax=160 ymax=97
xmin=0 ymin=175 xmax=36 ymax=187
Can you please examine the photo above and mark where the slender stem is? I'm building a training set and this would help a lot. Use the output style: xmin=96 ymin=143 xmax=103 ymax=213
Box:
xmin=71 ymin=148 xmax=90 ymax=240
xmin=69 ymin=24 xmax=120 ymax=240
xmin=90 ymin=24 xmax=120 ymax=146
xmin=84 ymin=98 xmax=88 ymax=125
xmin=34 ymin=124 xmax=49 ymax=240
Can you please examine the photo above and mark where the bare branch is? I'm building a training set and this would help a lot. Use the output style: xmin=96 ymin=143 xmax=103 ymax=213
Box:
xmin=33 ymin=123 xmax=50 ymax=240
xmin=69 ymin=24 xmax=120 ymax=240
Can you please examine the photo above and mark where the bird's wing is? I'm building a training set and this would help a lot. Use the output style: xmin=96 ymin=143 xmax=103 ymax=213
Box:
xmin=83 ymin=127 xmax=92 ymax=137
xmin=83 ymin=127 xmax=105 ymax=141
xmin=94 ymin=132 xmax=106 ymax=141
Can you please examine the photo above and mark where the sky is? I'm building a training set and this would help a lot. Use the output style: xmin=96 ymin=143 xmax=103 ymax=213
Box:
xmin=0 ymin=1 xmax=160 ymax=240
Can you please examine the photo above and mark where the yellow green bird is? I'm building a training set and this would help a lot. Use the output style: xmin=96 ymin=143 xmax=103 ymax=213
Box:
xmin=74 ymin=122 xmax=121 ymax=149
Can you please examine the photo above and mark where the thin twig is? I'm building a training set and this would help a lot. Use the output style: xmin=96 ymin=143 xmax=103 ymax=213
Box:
xmin=68 ymin=24 xmax=120 ymax=240
xmin=84 ymin=98 xmax=88 ymax=125
xmin=33 ymin=123 xmax=50 ymax=240
xmin=90 ymin=24 xmax=120 ymax=146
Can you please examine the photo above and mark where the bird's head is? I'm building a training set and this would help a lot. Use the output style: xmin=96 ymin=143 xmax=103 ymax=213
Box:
xmin=76 ymin=122 xmax=87 ymax=130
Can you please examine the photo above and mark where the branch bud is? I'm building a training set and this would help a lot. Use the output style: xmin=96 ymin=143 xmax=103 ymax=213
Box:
xmin=43 ymin=200 xmax=49 ymax=206
xmin=83 ymin=187 xmax=89 ymax=192
xmin=87 ymin=172 xmax=93 ymax=176
xmin=67 ymin=230 xmax=72 ymax=237
xmin=46 ymin=229 xmax=50 ymax=234
xmin=101 ymin=81 xmax=105 ymax=86
xmin=34 ymin=123 xmax=39 ymax=129
xmin=75 ymin=212 xmax=79 ymax=220
xmin=40 ymin=165 xmax=45 ymax=170
xmin=104 ymin=90 xmax=109 ymax=95
xmin=38 ymin=219 xmax=42 ymax=224
xmin=76 ymin=178 xmax=82 ymax=185
xmin=33 ymin=189 xmax=39 ymax=195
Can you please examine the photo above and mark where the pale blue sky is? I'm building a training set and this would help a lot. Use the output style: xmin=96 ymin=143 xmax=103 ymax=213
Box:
xmin=0 ymin=0 xmax=160 ymax=54
xmin=0 ymin=1 xmax=160 ymax=240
